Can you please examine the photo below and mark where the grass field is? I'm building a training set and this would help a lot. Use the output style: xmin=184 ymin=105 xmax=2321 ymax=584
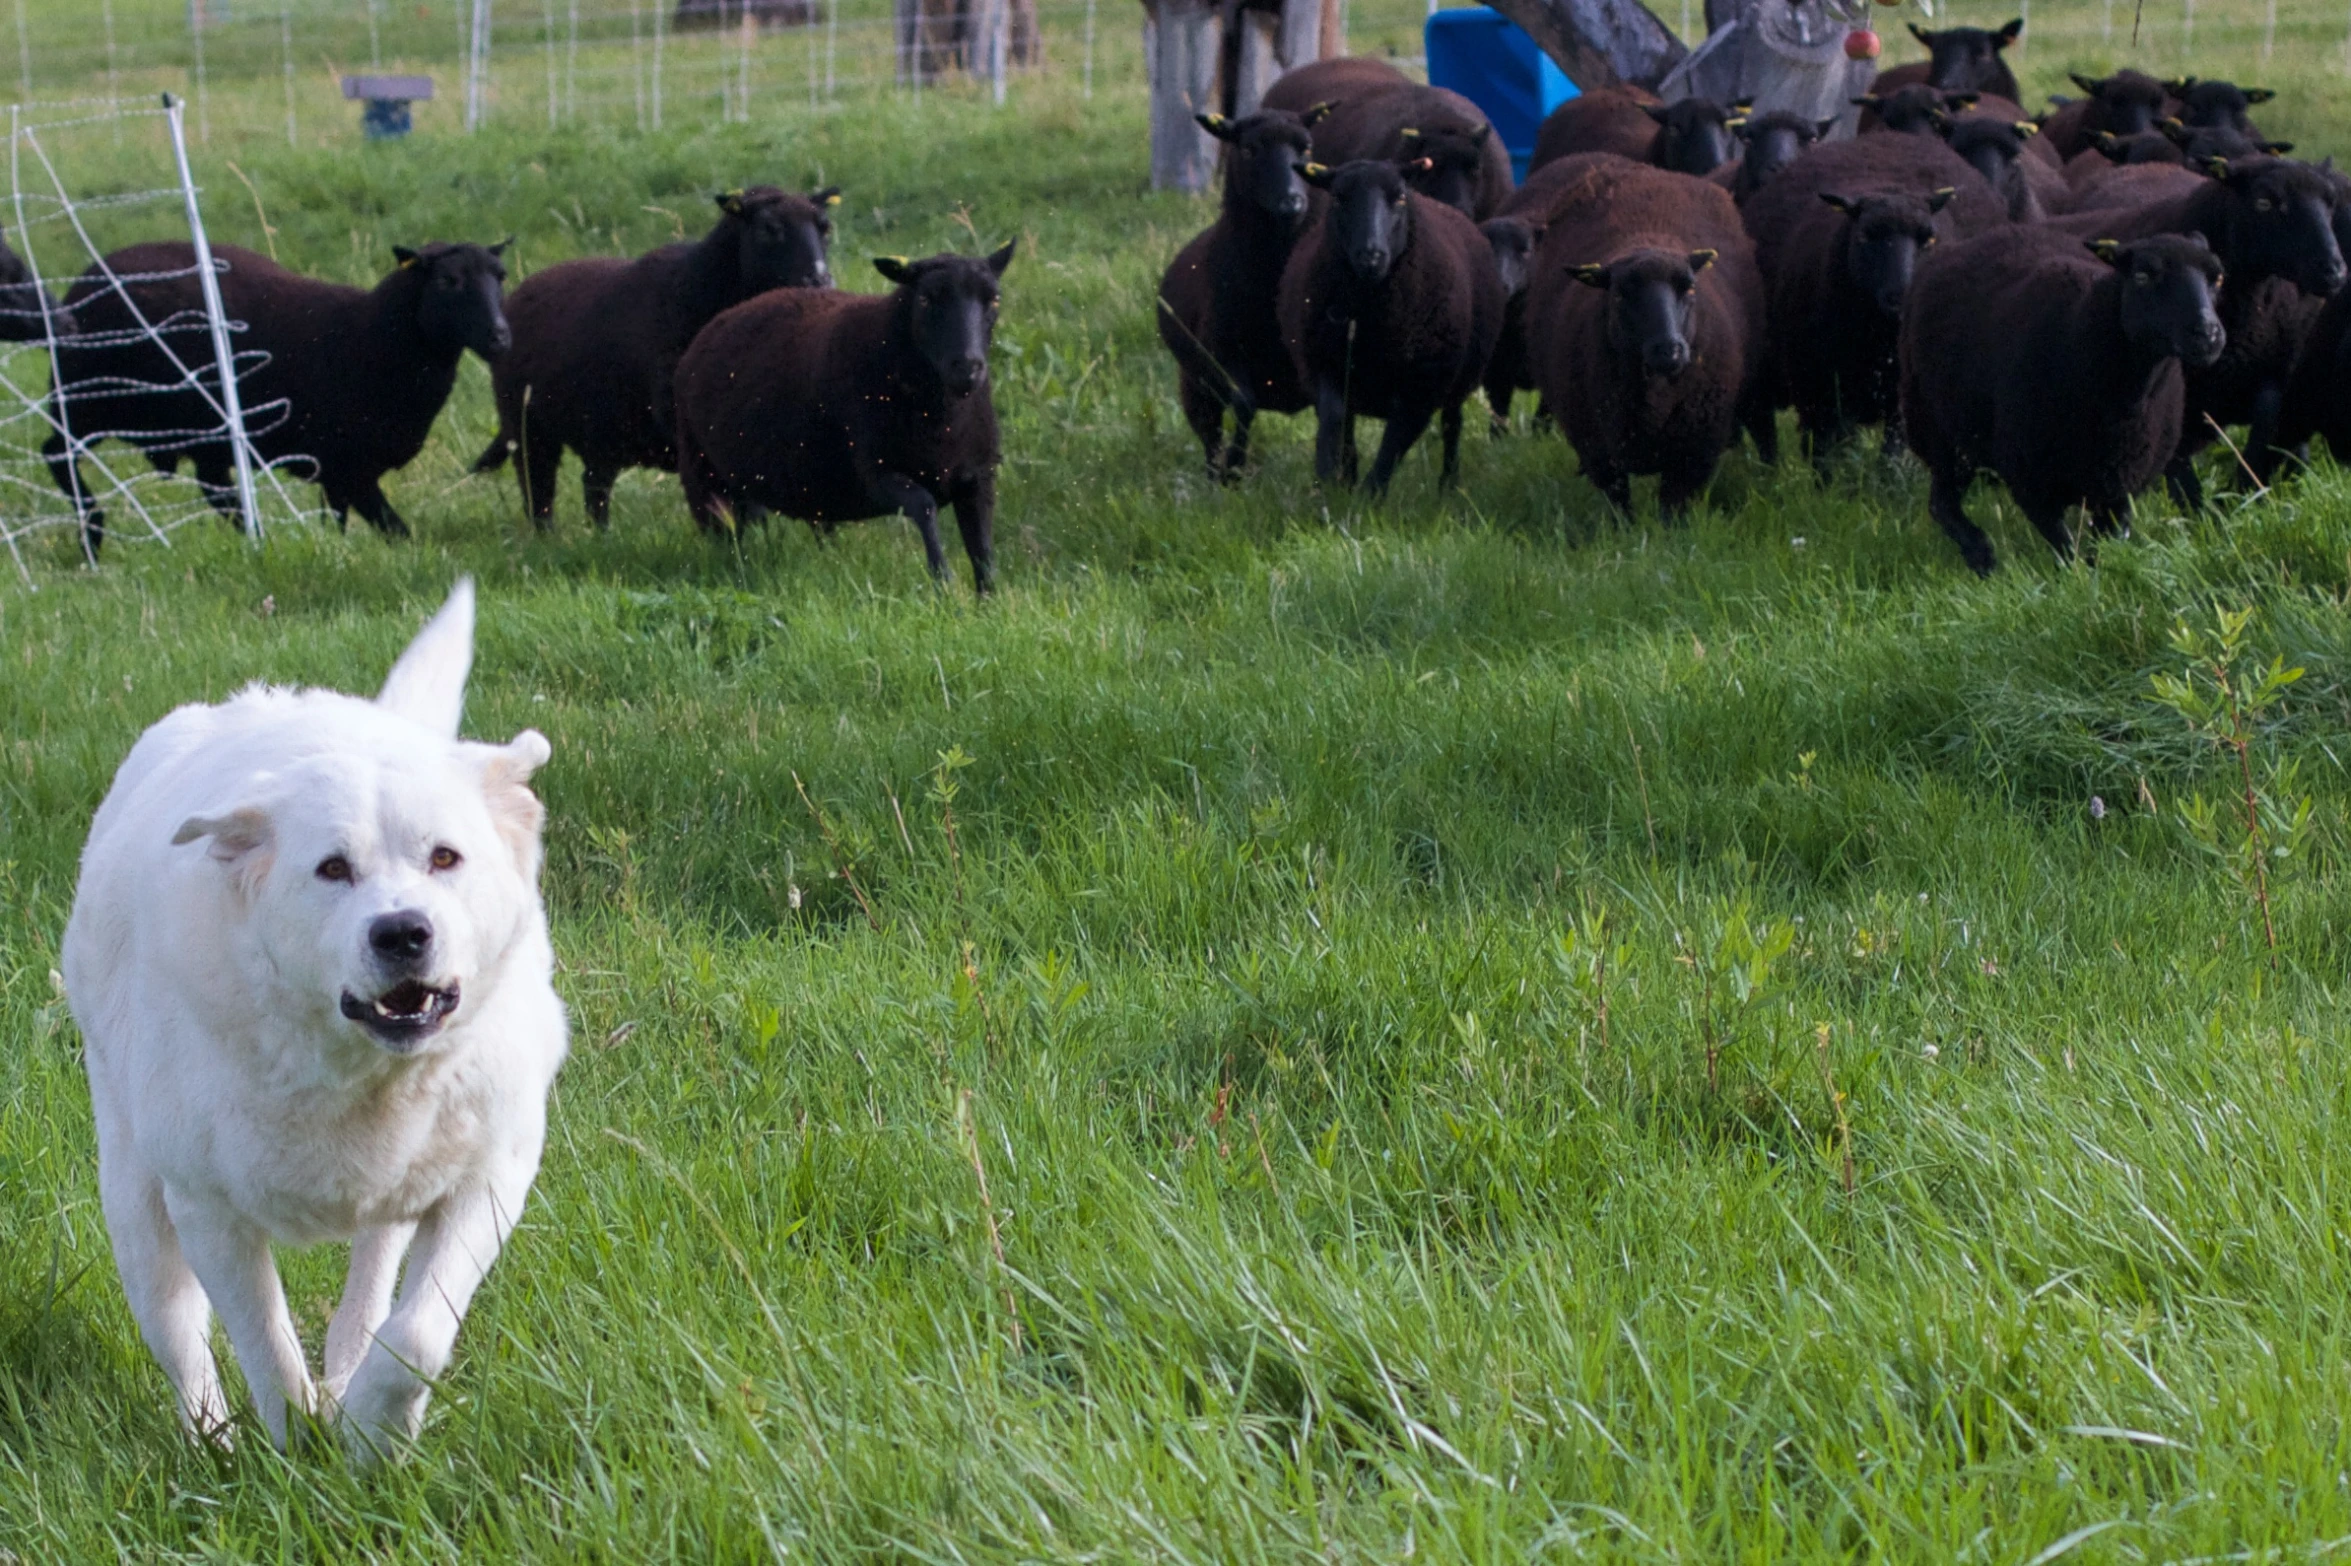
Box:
xmin=12 ymin=3 xmax=2351 ymax=1558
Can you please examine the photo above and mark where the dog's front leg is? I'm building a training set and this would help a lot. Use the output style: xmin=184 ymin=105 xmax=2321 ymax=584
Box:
xmin=325 ymin=1221 xmax=417 ymax=1402
xmin=339 ymin=1153 xmax=538 ymax=1464
xmin=162 ymin=1192 xmax=318 ymax=1449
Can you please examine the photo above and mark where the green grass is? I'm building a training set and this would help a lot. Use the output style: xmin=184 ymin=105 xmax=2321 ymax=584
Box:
xmin=13 ymin=10 xmax=2351 ymax=1560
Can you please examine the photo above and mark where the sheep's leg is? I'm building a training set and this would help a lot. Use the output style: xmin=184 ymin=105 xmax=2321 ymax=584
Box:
xmin=2246 ymin=382 xmax=2288 ymax=488
xmin=874 ymin=471 xmax=949 ymax=583
xmin=521 ymin=441 xmax=564 ymax=531
xmin=1311 ymin=376 xmax=1352 ymax=489
xmin=1658 ymin=458 xmax=1714 ymax=521
xmin=580 ymin=461 xmax=620 ymax=533
xmin=1483 ymin=370 xmax=1514 ymax=437
xmin=1927 ymin=467 xmax=1996 ymax=576
xmin=1362 ymin=405 xmax=1435 ymax=499
xmin=347 ymin=478 xmax=413 ymax=540
xmin=1740 ymin=390 xmax=1780 ymax=468
xmin=1178 ymin=370 xmax=1230 ymax=478
xmin=2163 ymin=450 xmax=2205 ymax=511
xmin=2018 ymin=497 xmax=2079 ymax=563
xmin=1437 ymin=400 xmax=1465 ymax=490
xmin=42 ymin=423 xmax=104 ymax=557
xmin=1221 ymin=404 xmax=1259 ymax=481
xmin=952 ymin=473 xmax=997 ymax=596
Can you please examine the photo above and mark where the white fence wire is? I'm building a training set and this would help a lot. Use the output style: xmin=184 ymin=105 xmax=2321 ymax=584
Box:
xmin=0 ymin=94 xmax=311 ymax=580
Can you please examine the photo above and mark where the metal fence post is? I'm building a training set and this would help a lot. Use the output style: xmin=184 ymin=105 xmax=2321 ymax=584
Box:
xmin=165 ymin=93 xmax=262 ymax=542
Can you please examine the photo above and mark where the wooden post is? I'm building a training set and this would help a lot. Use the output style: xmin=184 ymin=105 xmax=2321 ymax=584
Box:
xmin=1144 ymin=0 xmax=1220 ymax=192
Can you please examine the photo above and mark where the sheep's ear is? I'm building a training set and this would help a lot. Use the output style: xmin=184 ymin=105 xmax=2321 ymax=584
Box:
xmin=1908 ymin=21 xmax=1933 ymax=44
xmin=2263 ymin=139 xmax=2294 ymax=155
xmin=1301 ymin=99 xmax=1337 ymax=127
xmin=2070 ymin=72 xmax=2104 ymax=95
xmin=2201 ymin=154 xmax=2231 ymax=179
xmin=1925 ymin=185 xmax=1958 ymax=212
xmin=812 ymin=185 xmax=843 ymax=206
xmin=1819 ymin=192 xmax=1859 ymax=214
xmin=1471 ymin=123 xmax=1492 ymax=147
xmin=716 ymin=189 xmax=746 ymax=215
xmin=490 ymin=235 xmax=514 ymax=256
xmin=1195 ymin=112 xmax=1236 ymax=140
xmin=392 ymin=244 xmax=421 ymax=268
xmin=1641 ymin=104 xmax=1671 ymax=124
xmin=1816 ymin=117 xmax=1839 ymax=138
xmin=1947 ymin=92 xmax=1980 ymax=110
xmin=1568 ymin=262 xmax=1611 ymax=289
xmin=1853 ymin=95 xmax=1879 ymax=109
xmin=985 ymin=239 xmax=1016 ymax=277
xmin=1927 ymin=110 xmax=1954 ymax=135
xmin=1725 ymin=116 xmax=1750 ymax=135
xmin=2087 ymin=237 xmax=2124 ymax=265
xmin=873 ymin=254 xmax=914 ymax=283
xmin=1730 ymin=98 xmax=1753 ymax=114
xmin=2014 ymin=121 xmax=2038 ymax=138
xmin=2162 ymin=77 xmax=2195 ymax=96
xmin=2243 ymin=87 xmax=2275 ymax=104
xmin=1688 ymin=248 xmax=1717 ymax=274
xmin=378 ymin=577 xmax=475 ymax=738
xmin=2158 ymin=119 xmax=2192 ymax=145
xmin=1399 ymin=155 xmax=1436 ymax=176
xmin=1297 ymin=161 xmax=1335 ymax=189
xmin=1994 ymin=17 xmax=2022 ymax=45
xmin=477 ymin=730 xmax=552 ymax=879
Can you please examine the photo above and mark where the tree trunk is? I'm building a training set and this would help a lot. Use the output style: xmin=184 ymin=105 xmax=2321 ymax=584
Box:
xmin=1477 ymin=0 xmax=1686 ymax=90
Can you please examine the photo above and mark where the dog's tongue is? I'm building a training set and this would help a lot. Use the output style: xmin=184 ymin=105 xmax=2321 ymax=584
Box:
xmin=379 ymin=980 xmax=435 ymax=1017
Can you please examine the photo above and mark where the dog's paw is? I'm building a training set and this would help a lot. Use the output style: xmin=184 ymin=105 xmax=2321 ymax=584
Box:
xmin=337 ymin=1354 xmax=431 ymax=1466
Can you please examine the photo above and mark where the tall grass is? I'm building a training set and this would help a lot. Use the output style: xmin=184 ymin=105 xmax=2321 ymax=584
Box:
xmin=9 ymin=10 xmax=2351 ymax=1559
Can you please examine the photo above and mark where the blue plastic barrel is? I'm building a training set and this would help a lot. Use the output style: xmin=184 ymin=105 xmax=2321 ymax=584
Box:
xmin=1423 ymin=6 xmax=1579 ymax=183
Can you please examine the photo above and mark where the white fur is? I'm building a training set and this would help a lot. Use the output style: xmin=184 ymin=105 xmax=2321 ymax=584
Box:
xmin=62 ymin=579 xmax=567 ymax=1463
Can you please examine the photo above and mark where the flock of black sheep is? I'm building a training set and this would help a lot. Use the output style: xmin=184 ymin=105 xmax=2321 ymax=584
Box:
xmin=5 ymin=25 xmax=2348 ymax=588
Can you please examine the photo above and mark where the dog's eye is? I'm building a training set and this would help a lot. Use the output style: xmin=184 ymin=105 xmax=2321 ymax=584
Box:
xmin=430 ymin=845 xmax=462 ymax=872
xmin=316 ymin=855 xmax=353 ymax=883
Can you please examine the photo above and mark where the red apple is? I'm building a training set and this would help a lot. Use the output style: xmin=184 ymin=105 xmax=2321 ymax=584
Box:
xmin=1844 ymin=26 xmax=1882 ymax=58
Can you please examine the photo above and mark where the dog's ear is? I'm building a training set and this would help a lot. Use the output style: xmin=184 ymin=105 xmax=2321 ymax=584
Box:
xmin=172 ymin=806 xmax=276 ymax=894
xmin=378 ymin=577 xmax=475 ymax=738
xmin=477 ymin=729 xmax=552 ymax=879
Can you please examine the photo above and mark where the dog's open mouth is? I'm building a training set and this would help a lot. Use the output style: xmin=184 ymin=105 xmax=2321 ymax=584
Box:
xmin=340 ymin=978 xmax=460 ymax=1046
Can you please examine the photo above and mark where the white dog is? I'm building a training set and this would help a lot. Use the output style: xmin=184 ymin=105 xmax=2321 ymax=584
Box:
xmin=62 ymin=579 xmax=566 ymax=1462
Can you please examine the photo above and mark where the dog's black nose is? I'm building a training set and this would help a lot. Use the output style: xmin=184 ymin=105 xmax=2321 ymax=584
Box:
xmin=369 ymin=911 xmax=434 ymax=965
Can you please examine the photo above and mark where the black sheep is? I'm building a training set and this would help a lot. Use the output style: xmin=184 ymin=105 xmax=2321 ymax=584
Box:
xmin=1867 ymin=19 xmax=2024 ymax=101
xmin=1858 ymin=85 xmax=1979 ymax=137
xmin=1715 ymin=111 xmax=1835 ymax=205
xmin=1485 ymin=154 xmax=1627 ymax=429
xmin=2274 ymin=280 xmax=2351 ymax=476
xmin=1277 ymin=159 xmax=1504 ymax=494
xmin=1743 ymin=133 xmax=2008 ymax=473
xmin=1524 ymin=155 xmax=1770 ymax=515
xmin=1158 ymin=107 xmax=1325 ymax=478
xmin=1900 ymin=230 xmax=2224 ymax=572
xmin=1941 ymin=115 xmax=2055 ymax=221
xmin=672 ymin=244 xmax=1014 ymax=593
xmin=2163 ymin=78 xmax=2274 ymax=135
xmin=1478 ymin=214 xmax=1543 ymax=429
xmin=1262 ymin=57 xmax=1512 ymax=218
xmin=474 ymin=184 xmax=838 ymax=529
xmin=0 ymin=225 xmax=68 ymax=342
xmin=2040 ymin=71 xmax=2171 ymax=159
xmin=1530 ymin=88 xmax=1741 ymax=180
xmin=44 ymin=240 xmax=508 ymax=556
xmin=2048 ymin=154 xmax=2346 ymax=501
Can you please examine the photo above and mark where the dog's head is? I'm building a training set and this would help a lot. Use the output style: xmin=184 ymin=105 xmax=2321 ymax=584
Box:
xmin=171 ymin=581 xmax=552 ymax=1056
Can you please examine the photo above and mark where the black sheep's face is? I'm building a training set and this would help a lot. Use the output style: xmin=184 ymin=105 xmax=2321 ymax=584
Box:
xmin=1909 ymin=18 xmax=2021 ymax=91
xmin=2213 ymin=157 xmax=2346 ymax=296
xmin=1573 ymin=248 xmax=1714 ymax=381
xmin=2102 ymin=128 xmax=2184 ymax=166
xmin=1396 ymin=126 xmax=1488 ymax=216
xmin=1642 ymin=99 xmax=1736 ymax=177
xmin=1307 ymin=160 xmax=1414 ymax=283
xmin=1737 ymin=115 xmax=1820 ymax=187
xmin=2167 ymin=78 xmax=2272 ymax=133
xmin=1823 ymin=190 xmax=1948 ymax=316
xmin=877 ymin=242 xmax=1014 ymax=398
xmin=1480 ymin=217 xmax=1538 ymax=300
xmin=1199 ymin=111 xmax=1316 ymax=222
xmin=720 ymin=186 xmax=838 ymax=291
xmin=2096 ymin=235 xmax=2226 ymax=369
xmin=1945 ymin=121 xmax=2028 ymax=192
xmin=1867 ymin=85 xmax=1963 ymax=137
xmin=2070 ymin=72 xmax=2167 ymax=138
xmin=0 ymin=230 xmax=51 ymax=343
xmin=396 ymin=240 xmax=511 ymax=360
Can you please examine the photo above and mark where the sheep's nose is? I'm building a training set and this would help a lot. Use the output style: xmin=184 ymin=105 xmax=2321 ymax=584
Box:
xmin=1280 ymin=191 xmax=1308 ymax=217
xmin=2319 ymin=259 xmax=2349 ymax=295
xmin=1645 ymin=339 xmax=1691 ymax=378
xmin=946 ymin=356 xmax=987 ymax=393
xmin=1351 ymin=246 xmax=1390 ymax=278
xmin=485 ymin=321 xmax=513 ymax=355
xmin=369 ymin=911 xmax=434 ymax=966
xmin=1875 ymin=286 xmax=1908 ymax=315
